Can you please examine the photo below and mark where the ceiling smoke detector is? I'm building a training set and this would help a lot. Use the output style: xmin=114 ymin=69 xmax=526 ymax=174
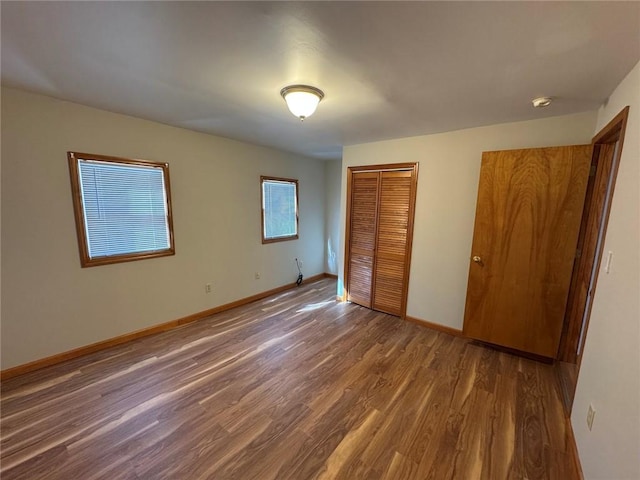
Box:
xmin=532 ymin=97 xmax=553 ymax=108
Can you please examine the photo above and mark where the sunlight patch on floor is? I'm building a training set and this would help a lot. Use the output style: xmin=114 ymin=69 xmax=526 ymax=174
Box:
xmin=296 ymin=301 xmax=335 ymax=313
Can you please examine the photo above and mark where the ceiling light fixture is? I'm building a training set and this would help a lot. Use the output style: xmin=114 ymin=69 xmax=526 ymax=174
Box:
xmin=280 ymin=85 xmax=324 ymax=121
xmin=532 ymin=96 xmax=553 ymax=108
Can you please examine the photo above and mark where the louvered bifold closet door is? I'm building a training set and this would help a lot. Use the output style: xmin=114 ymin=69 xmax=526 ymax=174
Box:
xmin=372 ymin=171 xmax=412 ymax=316
xmin=347 ymin=172 xmax=380 ymax=308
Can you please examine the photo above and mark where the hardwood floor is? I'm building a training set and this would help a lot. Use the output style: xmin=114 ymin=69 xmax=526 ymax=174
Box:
xmin=1 ymin=278 xmax=578 ymax=479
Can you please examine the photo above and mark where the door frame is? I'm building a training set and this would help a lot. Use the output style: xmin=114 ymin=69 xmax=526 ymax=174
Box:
xmin=344 ymin=163 xmax=419 ymax=319
xmin=557 ymin=106 xmax=630 ymax=366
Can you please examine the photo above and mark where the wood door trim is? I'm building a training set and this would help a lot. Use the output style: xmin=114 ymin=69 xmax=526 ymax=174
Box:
xmin=402 ymin=164 xmax=419 ymax=318
xmin=558 ymin=151 xmax=600 ymax=360
xmin=343 ymin=168 xmax=354 ymax=303
xmin=557 ymin=106 xmax=629 ymax=364
xmin=343 ymin=163 xmax=418 ymax=319
xmin=348 ymin=163 xmax=418 ymax=173
xmin=592 ymin=106 xmax=629 ymax=145
xmin=556 ymin=145 xmax=615 ymax=362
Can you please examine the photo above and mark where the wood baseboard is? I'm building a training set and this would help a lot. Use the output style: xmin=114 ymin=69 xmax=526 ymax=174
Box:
xmin=1 ymin=273 xmax=329 ymax=381
xmin=566 ymin=416 xmax=584 ymax=479
xmin=324 ymin=273 xmax=338 ymax=280
xmin=404 ymin=315 xmax=465 ymax=337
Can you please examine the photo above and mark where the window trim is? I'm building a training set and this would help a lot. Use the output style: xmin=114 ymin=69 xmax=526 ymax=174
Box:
xmin=260 ymin=175 xmax=299 ymax=244
xmin=68 ymin=151 xmax=176 ymax=267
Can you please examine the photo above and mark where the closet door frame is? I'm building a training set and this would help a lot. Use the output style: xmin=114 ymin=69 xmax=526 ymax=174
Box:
xmin=344 ymin=163 xmax=419 ymax=319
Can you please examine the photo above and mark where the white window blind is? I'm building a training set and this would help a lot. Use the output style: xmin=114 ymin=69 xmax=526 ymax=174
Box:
xmin=262 ymin=179 xmax=297 ymax=240
xmin=78 ymin=159 xmax=171 ymax=259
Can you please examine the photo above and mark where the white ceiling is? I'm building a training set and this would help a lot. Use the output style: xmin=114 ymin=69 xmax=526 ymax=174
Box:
xmin=2 ymin=2 xmax=639 ymax=160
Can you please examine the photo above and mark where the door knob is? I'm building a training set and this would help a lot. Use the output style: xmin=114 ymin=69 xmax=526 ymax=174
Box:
xmin=472 ymin=255 xmax=482 ymax=263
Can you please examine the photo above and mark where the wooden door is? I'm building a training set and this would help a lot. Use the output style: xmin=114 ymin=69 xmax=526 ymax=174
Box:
xmin=347 ymin=172 xmax=380 ymax=308
xmin=463 ymin=146 xmax=592 ymax=358
xmin=373 ymin=171 xmax=413 ymax=316
xmin=345 ymin=164 xmax=418 ymax=317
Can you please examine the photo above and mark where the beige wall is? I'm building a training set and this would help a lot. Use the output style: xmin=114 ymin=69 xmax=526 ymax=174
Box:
xmin=340 ymin=111 xmax=597 ymax=328
xmin=324 ymin=160 xmax=342 ymax=275
xmin=571 ymin=61 xmax=640 ymax=479
xmin=1 ymin=87 xmax=326 ymax=369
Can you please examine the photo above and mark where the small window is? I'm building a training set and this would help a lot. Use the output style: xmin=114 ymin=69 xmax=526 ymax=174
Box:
xmin=261 ymin=176 xmax=299 ymax=243
xmin=68 ymin=152 xmax=175 ymax=267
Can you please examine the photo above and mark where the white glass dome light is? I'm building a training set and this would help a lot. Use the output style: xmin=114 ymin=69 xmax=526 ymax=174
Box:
xmin=280 ymin=85 xmax=324 ymax=121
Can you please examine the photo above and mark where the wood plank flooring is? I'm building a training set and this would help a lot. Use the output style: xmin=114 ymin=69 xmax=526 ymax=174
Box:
xmin=1 ymin=279 xmax=578 ymax=479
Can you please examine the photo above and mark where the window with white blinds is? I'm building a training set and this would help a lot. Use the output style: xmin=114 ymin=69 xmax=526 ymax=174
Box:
xmin=68 ymin=152 xmax=175 ymax=267
xmin=260 ymin=176 xmax=299 ymax=243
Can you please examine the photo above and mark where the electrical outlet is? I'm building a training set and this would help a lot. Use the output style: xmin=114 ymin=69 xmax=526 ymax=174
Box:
xmin=587 ymin=404 xmax=596 ymax=431
xmin=255 ymin=272 xmax=261 ymax=280
xmin=205 ymin=283 xmax=212 ymax=293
